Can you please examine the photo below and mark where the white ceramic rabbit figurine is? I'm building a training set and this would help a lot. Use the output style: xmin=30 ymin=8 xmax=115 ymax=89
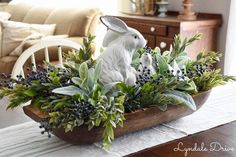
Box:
xmin=98 ymin=16 xmax=146 ymax=85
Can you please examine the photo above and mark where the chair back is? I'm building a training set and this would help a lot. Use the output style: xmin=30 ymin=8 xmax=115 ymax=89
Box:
xmin=11 ymin=39 xmax=82 ymax=79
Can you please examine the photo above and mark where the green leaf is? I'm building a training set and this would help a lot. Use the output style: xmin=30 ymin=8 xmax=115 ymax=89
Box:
xmin=153 ymin=47 xmax=161 ymax=55
xmin=197 ymin=52 xmax=203 ymax=60
xmin=109 ymin=120 xmax=116 ymax=128
xmin=163 ymin=90 xmax=196 ymax=111
xmin=162 ymin=50 xmax=171 ymax=62
xmin=71 ymin=77 xmax=83 ymax=86
xmin=52 ymin=85 xmax=83 ymax=96
xmin=48 ymin=112 xmax=59 ymax=117
xmin=88 ymin=124 xmax=94 ymax=131
xmin=76 ymin=119 xmax=84 ymax=126
xmin=95 ymin=118 xmax=101 ymax=126
xmin=94 ymin=61 xmax=102 ymax=83
xmin=72 ymin=77 xmax=89 ymax=92
xmin=91 ymin=84 xmax=102 ymax=99
xmin=102 ymin=82 xmax=119 ymax=94
xmin=87 ymin=68 xmax=95 ymax=90
xmin=118 ymin=82 xmax=137 ymax=96
xmin=177 ymin=81 xmax=197 ymax=93
xmin=0 ymin=91 xmax=4 ymax=99
xmin=156 ymin=54 xmax=169 ymax=74
xmin=79 ymin=62 xmax=88 ymax=80
xmin=158 ymin=104 xmax=167 ymax=111
xmin=131 ymin=50 xmax=141 ymax=68
xmin=65 ymin=123 xmax=73 ymax=132
xmin=175 ymin=55 xmax=189 ymax=69
xmin=23 ymin=88 xmax=36 ymax=97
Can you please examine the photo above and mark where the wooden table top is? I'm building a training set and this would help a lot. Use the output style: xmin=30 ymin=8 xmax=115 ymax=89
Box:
xmin=125 ymin=121 xmax=236 ymax=157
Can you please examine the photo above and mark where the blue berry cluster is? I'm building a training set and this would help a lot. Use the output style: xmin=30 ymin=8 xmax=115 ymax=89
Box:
xmin=164 ymin=69 xmax=187 ymax=81
xmin=0 ymin=73 xmax=13 ymax=88
xmin=124 ymin=97 xmax=142 ymax=112
xmin=68 ymin=101 xmax=94 ymax=119
xmin=136 ymin=65 xmax=152 ymax=85
xmin=0 ymin=64 xmax=72 ymax=88
xmin=39 ymin=120 xmax=52 ymax=138
xmin=187 ymin=63 xmax=209 ymax=77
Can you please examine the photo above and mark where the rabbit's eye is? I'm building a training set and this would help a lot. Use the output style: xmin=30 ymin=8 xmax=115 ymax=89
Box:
xmin=133 ymin=35 xmax=139 ymax=39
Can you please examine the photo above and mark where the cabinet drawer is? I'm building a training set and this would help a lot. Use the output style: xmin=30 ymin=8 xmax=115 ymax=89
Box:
xmin=126 ymin=21 xmax=167 ymax=36
xmin=168 ymin=26 xmax=180 ymax=38
xmin=143 ymin=34 xmax=155 ymax=48
xmin=156 ymin=37 xmax=174 ymax=52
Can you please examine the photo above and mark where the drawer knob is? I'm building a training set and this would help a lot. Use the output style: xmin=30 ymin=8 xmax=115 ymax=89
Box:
xmin=160 ymin=42 xmax=167 ymax=49
xmin=150 ymin=27 xmax=156 ymax=32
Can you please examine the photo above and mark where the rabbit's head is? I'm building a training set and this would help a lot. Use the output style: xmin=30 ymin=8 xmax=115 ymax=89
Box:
xmin=100 ymin=16 xmax=146 ymax=51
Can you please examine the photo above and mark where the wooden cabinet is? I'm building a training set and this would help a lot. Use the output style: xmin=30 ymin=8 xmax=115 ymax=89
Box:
xmin=115 ymin=12 xmax=222 ymax=60
xmin=156 ymin=36 xmax=174 ymax=52
xmin=125 ymin=21 xmax=167 ymax=36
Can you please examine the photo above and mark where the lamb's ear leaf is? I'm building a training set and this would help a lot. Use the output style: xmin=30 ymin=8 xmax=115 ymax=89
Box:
xmin=158 ymin=104 xmax=167 ymax=111
xmin=79 ymin=62 xmax=88 ymax=81
xmin=156 ymin=54 xmax=169 ymax=75
xmin=87 ymin=68 xmax=95 ymax=90
xmin=94 ymin=61 xmax=102 ymax=83
xmin=52 ymin=85 xmax=83 ymax=96
xmin=102 ymin=82 xmax=119 ymax=95
xmin=100 ymin=16 xmax=128 ymax=33
xmin=72 ymin=77 xmax=83 ymax=86
xmin=163 ymin=90 xmax=196 ymax=111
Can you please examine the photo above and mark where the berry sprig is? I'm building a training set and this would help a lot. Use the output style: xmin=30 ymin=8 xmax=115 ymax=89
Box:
xmin=24 ymin=66 xmax=49 ymax=85
xmin=152 ymin=75 xmax=164 ymax=85
xmin=136 ymin=46 xmax=156 ymax=85
xmin=0 ymin=73 xmax=13 ymax=88
xmin=68 ymin=101 xmax=94 ymax=119
xmin=143 ymin=46 xmax=152 ymax=54
xmin=187 ymin=63 xmax=210 ymax=77
xmin=39 ymin=120 xmax=52 ymax=138
xmin=136 ymin=63 xmax=152 ymax=85
xmin=0 ymin=64 xmax=73 ymax=88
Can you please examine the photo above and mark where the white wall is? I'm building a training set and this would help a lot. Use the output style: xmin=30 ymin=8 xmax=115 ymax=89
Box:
xmin=225 ymin=0 xmax=236 ymax=75
xmin=10 ymin=0 xmax=117 ymax=14
xmin=168 ymin=0 xmax=231 ymax=70
xmin=168 ymin=0 xmax=231 ymax=53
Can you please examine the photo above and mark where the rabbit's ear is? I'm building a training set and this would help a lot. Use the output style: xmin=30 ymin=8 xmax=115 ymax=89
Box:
xmin=102 ymin=30 xmax=120 ymax=47
xmin=100 ymin=16 xmax=129 ymax=33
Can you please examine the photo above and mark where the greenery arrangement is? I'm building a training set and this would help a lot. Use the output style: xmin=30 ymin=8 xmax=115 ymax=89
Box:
xmin=0 ymin=33 xmax=235 ymax=149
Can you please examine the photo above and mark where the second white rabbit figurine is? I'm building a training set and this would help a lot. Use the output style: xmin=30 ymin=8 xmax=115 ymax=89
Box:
xmin=98 ymin=16 xmax=146 ymax=85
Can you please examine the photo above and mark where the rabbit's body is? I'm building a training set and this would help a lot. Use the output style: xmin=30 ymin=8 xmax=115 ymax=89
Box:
xmin=98 ymin=17 xmax=146 ymax=85
xmin=99 ymin=46 xmax=129 ymax=83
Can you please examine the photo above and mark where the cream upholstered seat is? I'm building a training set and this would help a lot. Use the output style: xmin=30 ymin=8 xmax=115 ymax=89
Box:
xmin=11 ymin=38 xmax=82 ymax=79
xmin=0 ymin=2 xmax=102 ymax=75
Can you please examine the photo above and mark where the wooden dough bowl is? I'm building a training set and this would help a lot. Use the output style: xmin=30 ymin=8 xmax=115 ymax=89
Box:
xmin=23 ymin=90 xmax=211 ymax=144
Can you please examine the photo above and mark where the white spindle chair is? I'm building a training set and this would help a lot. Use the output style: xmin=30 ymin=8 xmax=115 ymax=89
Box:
xmin=11 ymin=39 xmax=82 ymax=79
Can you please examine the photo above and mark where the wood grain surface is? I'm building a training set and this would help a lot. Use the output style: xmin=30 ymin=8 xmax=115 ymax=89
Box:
xmin=126 ymin=121 xmax=236 ymax=157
